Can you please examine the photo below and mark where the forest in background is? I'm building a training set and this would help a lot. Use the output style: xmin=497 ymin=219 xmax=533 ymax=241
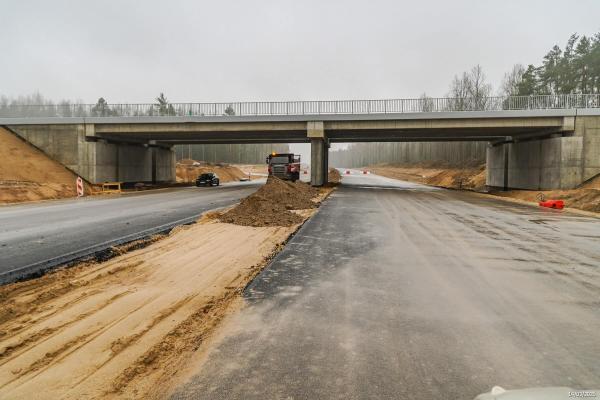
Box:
xmin=0 ymin=93 xmax=287 ymax=164
xmin=175 ymin=143 xmax=289 ymax=164
xmin=330 ymin=30 xmax=600 ymax=168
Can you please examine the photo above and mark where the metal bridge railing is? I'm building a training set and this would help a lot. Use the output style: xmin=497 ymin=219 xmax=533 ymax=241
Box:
xmin=0 ymin=94 xmax=598 ymax=118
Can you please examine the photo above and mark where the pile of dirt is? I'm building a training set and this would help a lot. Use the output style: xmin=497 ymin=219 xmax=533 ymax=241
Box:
xmin=219 ymin=176 xmax=318 ymax=227
xmin=328 ymin=168 xmax=341 ymax=183
xmin=0 ymin=127 xmax=83 ymax=204
xmin=176 ymin=160 xmax=249 ymax=183
xmin=369 ymin=163 xmax=487 ymax=191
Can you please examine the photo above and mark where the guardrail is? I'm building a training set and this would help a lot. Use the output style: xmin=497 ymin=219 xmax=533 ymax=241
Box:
xmin=0 ymin=94 xmax=599 ymax=118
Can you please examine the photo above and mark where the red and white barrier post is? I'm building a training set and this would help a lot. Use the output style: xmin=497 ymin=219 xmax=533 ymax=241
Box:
xmin=76 ymin=176 xmax=84 ymax=197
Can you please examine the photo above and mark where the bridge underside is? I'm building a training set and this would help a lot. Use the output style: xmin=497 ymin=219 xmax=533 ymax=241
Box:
xmin=3 ymin=109 xmax=599 ymax=189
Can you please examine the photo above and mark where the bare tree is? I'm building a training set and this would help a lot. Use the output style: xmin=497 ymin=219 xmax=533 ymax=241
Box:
xmin=499 ymin=64 xmax=525 ymax=97
xmin=447 ymin=65 xmax=493 ymax=110
xmin=419 ymin=93 xmax=435 ymax=112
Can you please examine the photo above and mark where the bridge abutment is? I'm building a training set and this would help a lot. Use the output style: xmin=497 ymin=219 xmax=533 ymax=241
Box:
xmin=486 ymin=114 xmax=600 ymax=190
xmin=6 ymin=124 xmax=176 ymax=184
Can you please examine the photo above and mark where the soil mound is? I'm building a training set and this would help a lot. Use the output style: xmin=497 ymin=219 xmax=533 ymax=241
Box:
xmin=176 ymin=161 xmax=248 ymax=183
xmin=328 ymin=168 xmax=341 ymax=183
xmin=219 ymin=176 xmax=318 ymax=227
xmin=0 ymin=127 xmax=80 ymax=204
xmin=370 ymin=163 xmax=486 ymax=191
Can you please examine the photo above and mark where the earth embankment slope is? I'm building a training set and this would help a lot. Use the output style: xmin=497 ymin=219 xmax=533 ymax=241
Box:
xmin=369 ymin=162 xmax=600 ymax=213
xmin=0 ymin=127 xmax=79 ymax=203
xmin=176 ymin=160 xmax=250 ymax=183
xmin=369 ymin=162 xmax=486 ymax=191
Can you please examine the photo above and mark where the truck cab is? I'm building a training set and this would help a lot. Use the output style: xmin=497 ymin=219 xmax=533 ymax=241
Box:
xmin=266 ymin=153 xmax=301 ymax=182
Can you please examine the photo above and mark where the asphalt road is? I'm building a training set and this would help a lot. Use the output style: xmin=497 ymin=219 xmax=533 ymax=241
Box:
xmin=171 ymin=172 xmax=600 ymax=400
xmin=0 ymin=181 xmax=262 ymax=283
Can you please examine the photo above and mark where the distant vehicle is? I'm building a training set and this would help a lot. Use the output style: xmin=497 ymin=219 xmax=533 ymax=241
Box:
xmin=195 ymin=172 xmax=220 ymax=187
xmin=266 ymin=153 xmax=300 ymax=182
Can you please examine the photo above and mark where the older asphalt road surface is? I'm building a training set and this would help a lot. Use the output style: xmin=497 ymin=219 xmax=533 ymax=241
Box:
xmin=171 ymin=172 xmax=600 ymax=400
xmin=0 ymin=181 xmax=261 ymax=283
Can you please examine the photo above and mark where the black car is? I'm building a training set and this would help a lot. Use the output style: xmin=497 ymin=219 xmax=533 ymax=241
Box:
xmin=195 ymin=173 xmax=220 ymax=187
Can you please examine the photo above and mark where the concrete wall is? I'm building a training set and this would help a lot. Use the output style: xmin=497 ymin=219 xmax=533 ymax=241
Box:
xmin=486 ymin=135 xmax=585 ymax=190
xmin=7 ymin=124 xmax=175 ymax=184
xmin=9 ymin=124 xmax=84 ymax=172
xmin=575 ymin=115 xmax=600 ymax=182
xmin=155 ymin=147 xmax=176 ymax=182
xmin=487 ymin=115 xmax=600 ymax=190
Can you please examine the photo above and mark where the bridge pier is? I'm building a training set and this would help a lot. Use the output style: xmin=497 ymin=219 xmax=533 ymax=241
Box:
xmin=308 ymin=122 xmax=328 ymax=186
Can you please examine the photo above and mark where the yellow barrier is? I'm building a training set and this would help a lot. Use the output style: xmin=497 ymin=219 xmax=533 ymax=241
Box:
xmin=100 ymin=182 xmax=122 ymax=194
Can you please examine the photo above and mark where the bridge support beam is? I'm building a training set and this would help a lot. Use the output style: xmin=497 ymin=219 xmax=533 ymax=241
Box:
xmin=308 ymin=122 xmax=328 ymax=186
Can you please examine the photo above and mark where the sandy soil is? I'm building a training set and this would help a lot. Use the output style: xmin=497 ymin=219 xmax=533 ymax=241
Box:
xmin=369 ymin=163 xmax=600 ymax=214
xmin=493 ymin=182 xmax=600 ymax=213
xmin=0 ymin=127 xmax=83 ymax=204
xmin=328 ymin=168 xmax=341 ymax=184
xmin=369 ymin=163 xmax=486 ymax=191
xmin=175 ymin=160 xmax=250 ymax=183
xmin=0 ymin=218 xmax=300 ymax=400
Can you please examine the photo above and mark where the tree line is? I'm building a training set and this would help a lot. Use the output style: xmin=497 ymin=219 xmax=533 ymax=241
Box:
xmin=175 ymin=143 xmax=290 ymax=164
xmin=0 ymin=92 xmax=284 ymax=164
xmin=332 ymin=30 xmax=600 ymax=168
xmin=503 ymin=32 xmax=600 ymax=96
xmin=0 ymin=92 xmax=239 ymax=118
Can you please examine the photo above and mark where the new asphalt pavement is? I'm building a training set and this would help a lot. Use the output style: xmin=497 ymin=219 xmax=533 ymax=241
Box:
xmin=171 ymin=172 xmax=600 ymax=399
xmin=0 ymin=181 xmax=261 ymax=283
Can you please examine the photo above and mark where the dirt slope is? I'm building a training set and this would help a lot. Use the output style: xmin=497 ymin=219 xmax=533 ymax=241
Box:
xmin=369 ymin=163 xmax=486 ymax=191
xmin=369 ymin=163 xmax=600 ymax=214
xmin=176 ymin=160 xmax=249 ymax=183
xmin=0 ymin=127 xmax=79 ymax=203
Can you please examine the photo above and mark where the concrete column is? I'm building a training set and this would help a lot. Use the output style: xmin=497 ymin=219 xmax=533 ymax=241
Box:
xmin=151 ymin=147 xmax=157 ymax=184
xmin=323 ymin=140 xmax=329 ymax=184
xmin=310 ymin=138 xmax=325 ymax=186
xmin=308 ymin=121 xmax=326 ymax=186
xmin=502 ymin=142 xmax=509 ymax=191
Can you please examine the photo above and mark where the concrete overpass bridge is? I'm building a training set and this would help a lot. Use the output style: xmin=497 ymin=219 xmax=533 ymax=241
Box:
xmin=1 ymin=94 xmax=599 ymax=189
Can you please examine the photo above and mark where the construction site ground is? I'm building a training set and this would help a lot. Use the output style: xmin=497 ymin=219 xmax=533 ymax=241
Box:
xmin=176 ymin=160 xmax=267 ymax=184
xmin=0 ymin=177 xmax=333 ymax=400
xmin=369 ymin=163 xmax=600 ymax=214
xmin=0 ymin=127 xmax=81 ymax=204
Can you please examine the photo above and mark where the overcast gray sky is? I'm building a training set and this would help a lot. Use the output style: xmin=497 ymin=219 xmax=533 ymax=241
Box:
xmin=2 ymin=0 xmax=599 ymax=104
